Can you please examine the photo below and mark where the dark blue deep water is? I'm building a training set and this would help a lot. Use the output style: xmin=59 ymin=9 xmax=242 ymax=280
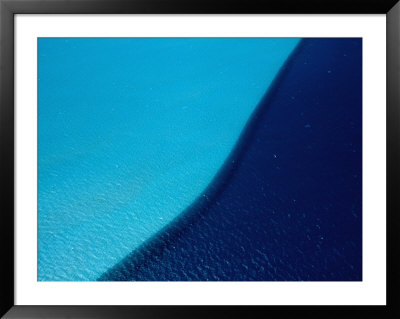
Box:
xmin=99 ymin=38 xmax=362 ymax=281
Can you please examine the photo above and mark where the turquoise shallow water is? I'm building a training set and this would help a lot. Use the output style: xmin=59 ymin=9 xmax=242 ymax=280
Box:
xmin=38 ymin=38 xmax=299 ymax=281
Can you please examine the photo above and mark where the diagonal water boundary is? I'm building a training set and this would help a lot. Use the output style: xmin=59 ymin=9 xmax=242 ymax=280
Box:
xmin=98 ymin=39 xmax=305 ymax=281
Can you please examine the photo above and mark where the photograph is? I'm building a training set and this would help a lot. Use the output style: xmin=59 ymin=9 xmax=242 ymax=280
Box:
xmin=38 ymin=37 xmax=362 ymax=282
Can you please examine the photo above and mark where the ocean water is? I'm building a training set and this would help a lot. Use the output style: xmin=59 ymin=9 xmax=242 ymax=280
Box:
xmin=100 ymin=38 xmax=362 ymax=281
xmin=38 ymin=38 xmax=300 ymax=281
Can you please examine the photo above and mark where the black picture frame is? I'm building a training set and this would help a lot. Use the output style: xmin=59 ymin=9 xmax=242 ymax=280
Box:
xmin=1 ymin=0 xmax=399 ymax=318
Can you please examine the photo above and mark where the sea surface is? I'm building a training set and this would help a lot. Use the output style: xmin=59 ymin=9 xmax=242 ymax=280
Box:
xmin=38 ymin=38 xmax=300 ymax=281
